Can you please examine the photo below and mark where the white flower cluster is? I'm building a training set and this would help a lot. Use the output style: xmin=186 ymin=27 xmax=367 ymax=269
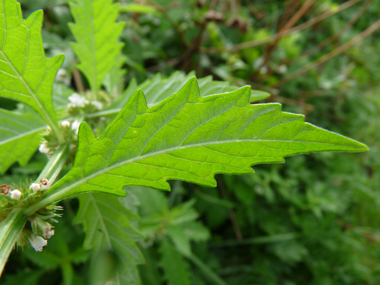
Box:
xmin=39 ymin=120 xmax=81 ymax=154
xmin=68 ymin=93 xmax=103 ymax=110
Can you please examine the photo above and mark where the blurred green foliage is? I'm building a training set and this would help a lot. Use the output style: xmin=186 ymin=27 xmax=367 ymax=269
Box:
xmin=1 ymin=0 xmax=380 ymax=284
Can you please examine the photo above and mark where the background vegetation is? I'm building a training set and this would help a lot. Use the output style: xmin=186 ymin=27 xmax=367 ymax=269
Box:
xmin=1 ymin=0 xmax=380 ymax=284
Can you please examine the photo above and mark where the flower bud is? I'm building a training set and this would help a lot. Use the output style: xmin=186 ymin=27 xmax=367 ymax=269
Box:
xmin=39 ymin=144 xmax=50 ymax=154
xmin=30 ymin=183 xmax=41 ymax=192
xmin=72 ymin=120 xmax=81 ymax=134
xmin=91 ymin=101 xmax=103 ymax=110
xmin=10 ymin=189 xmax=22 ymax=200
xmin=61 ymin=120 xmax=71 ymax=128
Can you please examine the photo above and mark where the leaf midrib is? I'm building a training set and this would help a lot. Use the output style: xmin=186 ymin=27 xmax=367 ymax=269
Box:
xmin=42 ymin=136 xmax=363 ymax=206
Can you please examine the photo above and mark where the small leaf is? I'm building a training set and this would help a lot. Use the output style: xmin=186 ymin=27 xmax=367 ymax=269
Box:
xmin=0 ymin=0 xmax=63 ymax=130
xmin=182 ymin=221 xmax=211 ymax=242
xmin=167 ymin=225 xmax=191 ymax=257
xmin=69 ymin=0 xmax=125 ymax=95
xmin=0 ymin=109 xmax=45 ymax=174
xmin=46 ymin=78 xmax=367 ymax=203
xmin=74 ymin=193 xmax=144 ymax=285
xmin=159 ymin=237 xmax=192 ymax=285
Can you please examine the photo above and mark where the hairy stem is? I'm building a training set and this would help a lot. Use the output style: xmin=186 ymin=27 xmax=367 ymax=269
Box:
xmin=26 ymin=144 xmax=70 ymax=216
xmin=0 ymin=209 xmax=28 ymax=277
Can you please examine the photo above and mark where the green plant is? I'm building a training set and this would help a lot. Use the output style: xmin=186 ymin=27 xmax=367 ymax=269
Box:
xmin=0 ymin=1 xmax=371 ymax=284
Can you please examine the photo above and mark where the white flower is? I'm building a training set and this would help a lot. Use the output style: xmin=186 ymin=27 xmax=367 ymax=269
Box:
xmin=68 ymin=93 xmax=86 ymax=107
xmin=10 ymin=189 xmax=22 ymax=200
xmin=71 ymin=120 xmax=81 ymax=134
xmin=44 ymin=230 xmax=55 ymax=239
xmin=91 ymin=100 xmax=103 ymax=110
xmin=29 ymin=235 xmax=47 ymax=252
xmin=46 ymin=126 xmax=52 ymax=132
xmin=56 ymin=68 xmax=67 ymax=82
xmin=61 ymin=120 xmax=71 ymax=128
xmin=30 ymin=183 xmax=41 ymax=192
xmin=39 ymin=144 xmax=50 ymax=154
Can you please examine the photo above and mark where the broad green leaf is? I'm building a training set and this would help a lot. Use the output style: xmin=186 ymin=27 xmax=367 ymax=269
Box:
xmin=0 ymin=0 xmax=63 ymax=131
xmin=91 ymin=71 xmax=269 ymax=119
xmin=69 ymin=0 xmax=125 ymax=95
xmin=74 ymin=193 xmax=144 ymax=285
xmin=159 ymin=237 xmax=191 ymax=285
xmin=0 ymin=109 xmax=45 ymax=174
xmin=46 ymin=77 xmax=367 ymax=203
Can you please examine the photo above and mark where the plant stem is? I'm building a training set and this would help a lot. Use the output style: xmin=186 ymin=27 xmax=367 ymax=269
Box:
xmin=0 ymin=209 xmax=28 ymax=277
xmin=37 ymin=144 xmax=70 ymax=185
xmin=26 ymin=144 xmax=70 ymax=216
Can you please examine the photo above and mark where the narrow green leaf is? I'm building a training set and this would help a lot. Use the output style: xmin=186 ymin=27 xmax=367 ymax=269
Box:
xmin=159 ymin=237 xmax=192 ymax=285
xmin=43 ymin=77 xmax=367 ymax=204
xmin=69 ymin=0 xmax=125 ymax=95
xmin=74 ymin=193 xmax=144 ymax=285
xmin=0 ymin=0 xmax=63 ymax=135
xmin=0 ymin=109 xmax=45 ymax=174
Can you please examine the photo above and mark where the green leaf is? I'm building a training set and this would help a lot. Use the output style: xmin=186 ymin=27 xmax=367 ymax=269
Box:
xmin=69 ymin=0 xmax=125 ymax=95
xmin=103 ymin=54 xmax=127 ymax=96
xmin=74 ymin=193 xmax=144 ymax=285
xmin=167 ymin=225 xmax=191 ymax=257
xmin=0 ymin=109 xmax=45 ymax=174
xmin=91 ymin=72 xmax=267 ymax=119
xmin=45 ymin=77 xmax=367 ymax=203
xmin=182 ymin=221 xmax=210 ymax=242
xmin=0 ymin=0 xmax=63 ymax=135
xmin=159 ymin=237 xmax=192 ymax=285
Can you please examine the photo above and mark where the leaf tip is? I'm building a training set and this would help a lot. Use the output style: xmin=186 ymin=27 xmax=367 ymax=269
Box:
xmin=180 ymin=77 xmax=200 ymax=103
xmin=131 ymin=89 xmax=148 ymax=114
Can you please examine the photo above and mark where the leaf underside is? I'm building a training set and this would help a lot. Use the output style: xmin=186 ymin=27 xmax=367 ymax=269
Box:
xmin=75 ymin=193 xmax=144 ymax=285
xmin=0 ymin=1 xmax=63 ymax=126
xmin=69 ymin=0 xmax=125 ymax=93
xmin=106 ymin=71 xmax=269 ymax=114
xmin=47 ymin=77 xmax=367 ymax=202
xmin=0 ymin=109 xmax=45 ymax=174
